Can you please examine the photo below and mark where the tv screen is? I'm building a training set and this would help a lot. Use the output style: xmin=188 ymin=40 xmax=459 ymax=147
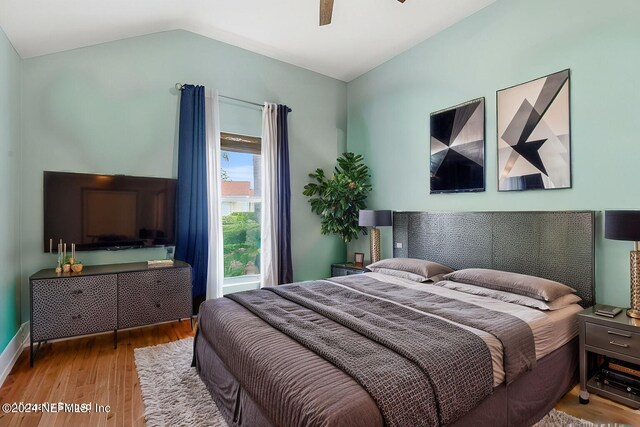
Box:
xmin=44 ymin=171 xmax=177 ymax=252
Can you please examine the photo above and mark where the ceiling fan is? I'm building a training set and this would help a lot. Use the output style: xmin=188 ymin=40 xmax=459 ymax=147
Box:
xmin=320 ymin=0 xmax=406 ymax=26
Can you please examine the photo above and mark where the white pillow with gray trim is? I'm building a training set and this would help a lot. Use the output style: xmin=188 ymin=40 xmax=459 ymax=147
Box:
xmin=435 ymin=280 xmax=582 ymax=310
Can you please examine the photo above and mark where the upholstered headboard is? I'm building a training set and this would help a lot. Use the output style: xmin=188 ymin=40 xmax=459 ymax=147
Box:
xmin=392 ymin=211 xmax=595 ymax=307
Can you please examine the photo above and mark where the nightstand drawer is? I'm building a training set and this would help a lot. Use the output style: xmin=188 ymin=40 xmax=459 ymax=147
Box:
xmin=586 ymin=323 xmax=640 ymax=358
xmin=332 ymin=266 xmax=365 ymax=276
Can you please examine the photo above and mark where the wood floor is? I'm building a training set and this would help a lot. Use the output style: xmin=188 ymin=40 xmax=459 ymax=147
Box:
xmin=556 ymin=385 xmax=639 ymax=426
xmin=0 ymin=321 xmax=638 ymax=427
xmin=0 ymin=321 xmax=194 ymax=427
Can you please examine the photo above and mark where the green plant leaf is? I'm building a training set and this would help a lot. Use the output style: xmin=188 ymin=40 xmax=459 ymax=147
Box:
xmin=302 ymin=152 xmax=371 ymax=243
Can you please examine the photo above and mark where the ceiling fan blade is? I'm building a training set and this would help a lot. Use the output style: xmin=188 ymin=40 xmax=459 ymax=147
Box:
xmin=320 ymin=0 xmax=334 ymax=26
xmin=397 ymin=0 xmax=406 ymax=3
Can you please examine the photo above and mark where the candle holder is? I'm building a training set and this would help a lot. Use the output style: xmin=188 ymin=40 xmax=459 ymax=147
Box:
xmin=51 ymin=239 xmax=82 ymax=274
xmin=52 ymin=239 xmax=65 ymax=273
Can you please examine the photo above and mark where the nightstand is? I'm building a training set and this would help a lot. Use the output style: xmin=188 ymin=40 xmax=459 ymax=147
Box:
xmin=578 ymin=305 xmax=640 ymax=408
xmin=331 ymin=262 xmax=368 ymax=277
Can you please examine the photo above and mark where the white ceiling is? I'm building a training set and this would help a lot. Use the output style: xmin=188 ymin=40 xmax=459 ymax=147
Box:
xmin=0 ymin=0 xmax=494 ymax=82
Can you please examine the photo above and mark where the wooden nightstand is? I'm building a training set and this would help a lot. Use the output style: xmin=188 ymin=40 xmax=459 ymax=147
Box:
xmin=331 ymin=262 xmax=368 ymax=277
xmin=578 ymin=305 xmax=640 ymax=408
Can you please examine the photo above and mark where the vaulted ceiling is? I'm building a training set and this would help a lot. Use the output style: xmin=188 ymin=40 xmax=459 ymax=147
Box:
xmin=0 ymin=0 xmax=494 ymax=81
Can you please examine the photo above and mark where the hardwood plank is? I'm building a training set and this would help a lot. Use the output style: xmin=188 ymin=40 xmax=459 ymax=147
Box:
xmin=2 ymin=319 xmax=634 ymax=426
xmin=556 ymin=384 xmax=640 ymax=425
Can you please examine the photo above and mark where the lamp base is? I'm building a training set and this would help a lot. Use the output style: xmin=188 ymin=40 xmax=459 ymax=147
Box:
xmin=627 ymin=308 xmax=640 ymax=319
xmin=630 ymin=251 xmax=640 ymax=319
xmin=370 ymin=227 xmax=381 ymax=264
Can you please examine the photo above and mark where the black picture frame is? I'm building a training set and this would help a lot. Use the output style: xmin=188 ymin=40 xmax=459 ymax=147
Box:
xmin=496 ymin=69 xmax=571 ymax=192
xmin=430 ymin=97 xmax=485 ymax=194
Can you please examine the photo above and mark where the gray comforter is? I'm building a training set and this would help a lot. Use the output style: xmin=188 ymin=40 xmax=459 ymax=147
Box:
xmin=224 ymin=275 xmax=535 ymax=427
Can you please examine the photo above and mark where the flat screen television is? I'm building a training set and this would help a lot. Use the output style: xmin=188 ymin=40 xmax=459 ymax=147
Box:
xmin=44 ymin=171 xmax=177 ymax=252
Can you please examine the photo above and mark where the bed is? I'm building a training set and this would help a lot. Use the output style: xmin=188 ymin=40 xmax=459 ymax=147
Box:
xmin=194 ymin=211 xmax=595 ymax=427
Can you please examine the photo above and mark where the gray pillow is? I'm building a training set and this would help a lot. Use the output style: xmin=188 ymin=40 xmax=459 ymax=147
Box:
xmin=442 ymin=268 xmax=576 ymax=302
xmin=435 ymin=280 xmax=582 ymax=310
xmin=366 ymin=258 xmax=454 ymax=280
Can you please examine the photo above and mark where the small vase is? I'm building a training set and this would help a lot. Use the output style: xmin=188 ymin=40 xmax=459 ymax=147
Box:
xmin=71 ymin=264 xmax=83 ymax=273
xmin=63 ymin=264 xmax=71 ymax=273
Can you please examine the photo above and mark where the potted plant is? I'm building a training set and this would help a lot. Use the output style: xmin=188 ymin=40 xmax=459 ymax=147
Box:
xmin=303 ymin=152 xmax=372 ymax=243
xmin=63 ymin=255 xmax=84 ymax=273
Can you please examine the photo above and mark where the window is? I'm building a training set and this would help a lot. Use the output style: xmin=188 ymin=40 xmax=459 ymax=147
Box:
xmin=220 ymin=132 xmax=261 ymax=293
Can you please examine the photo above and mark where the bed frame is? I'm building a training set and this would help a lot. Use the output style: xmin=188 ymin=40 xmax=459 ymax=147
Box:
xmin=196 ymin=210 xmax=596 ymax=427
xmin=393 ymin=211 xmax=595 ymax=307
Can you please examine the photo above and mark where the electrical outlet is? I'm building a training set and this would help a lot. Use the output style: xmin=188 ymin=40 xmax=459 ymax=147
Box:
xmin=395 ymin=242 xmax=403 ymax=249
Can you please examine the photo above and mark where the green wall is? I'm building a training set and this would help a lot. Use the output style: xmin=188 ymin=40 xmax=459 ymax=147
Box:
xmin=20 ymin=30 xmax=347 ymax=323
xmin=0 ymin=28 xmax=22 ymax=352
xmin=8 ymin=0 xmax=640 ymax=333
xmin=347 ymin=0 xmax=640 ymax=307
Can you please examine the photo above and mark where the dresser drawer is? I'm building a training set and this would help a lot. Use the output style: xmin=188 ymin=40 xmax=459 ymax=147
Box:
xmin=118 ymin=268 xmax=191 ymax=329
xmin=31 ymin=275 xmax=117 ymax=341
xmin=586 ymin=322 xmax=640 ymax=359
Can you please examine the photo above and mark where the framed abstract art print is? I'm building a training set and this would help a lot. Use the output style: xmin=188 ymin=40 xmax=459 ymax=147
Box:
xmin=497 ymin=69 xmax=571 ymax=191
xmin=430 ymin=97 xmax=485 ymax=193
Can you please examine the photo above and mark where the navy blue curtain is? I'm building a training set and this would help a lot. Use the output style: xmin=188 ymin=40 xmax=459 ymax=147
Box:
xmin=175 ymin=85 xmax=209 ymax=307
xmin=277 ymin=105 xmax=293 ymax=284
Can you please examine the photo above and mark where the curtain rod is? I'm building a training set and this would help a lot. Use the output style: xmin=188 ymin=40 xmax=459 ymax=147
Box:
xmin=174 ymin=83 xmax=292 ymax=112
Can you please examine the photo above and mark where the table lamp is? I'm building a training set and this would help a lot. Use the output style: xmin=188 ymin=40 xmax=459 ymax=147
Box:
xmin=358 ymin=210 xmax=392 ymax=264
xmin=605 ymin=210 xmax=640 ymax=318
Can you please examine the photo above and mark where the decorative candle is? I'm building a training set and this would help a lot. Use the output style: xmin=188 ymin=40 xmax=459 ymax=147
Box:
xmin=63 ymin=243 xmax=67 ymax=260
xmin=49 ymin=238 xmax=52 ymax=253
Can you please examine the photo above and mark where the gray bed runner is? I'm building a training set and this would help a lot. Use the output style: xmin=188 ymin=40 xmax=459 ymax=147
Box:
xmin=330 ymin=274 xmax=536 ymax=383
xmin=227 ymin=281 xmax=496 ymax=426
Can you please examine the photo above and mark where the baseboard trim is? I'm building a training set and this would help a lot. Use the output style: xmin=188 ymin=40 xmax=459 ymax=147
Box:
xmin=0 ymin=322 xmax=29 ymax=387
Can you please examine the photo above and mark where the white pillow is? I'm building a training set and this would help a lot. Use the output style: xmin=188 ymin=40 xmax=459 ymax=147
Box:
xmin=435 ymin=280 xmax=582 ymax=311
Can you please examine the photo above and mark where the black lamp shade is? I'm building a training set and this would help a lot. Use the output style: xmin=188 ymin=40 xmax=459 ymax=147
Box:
xmin=358 ymin=210 xmax=392 ymax=227
xmin=605 ymin=211 xmax=640 ymax=241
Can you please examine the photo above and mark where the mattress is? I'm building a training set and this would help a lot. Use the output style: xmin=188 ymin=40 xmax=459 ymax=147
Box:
xmin=363 ymin=272 xmax=582 ymax=386
xmin=195 ymin=272 xmax=582 ymax=426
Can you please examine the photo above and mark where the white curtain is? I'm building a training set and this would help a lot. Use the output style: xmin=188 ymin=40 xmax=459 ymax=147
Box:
xmin=205 ymin=90 xmax=224 ymax=299
xmin=261 ymin=103 xmax=279 ymax=287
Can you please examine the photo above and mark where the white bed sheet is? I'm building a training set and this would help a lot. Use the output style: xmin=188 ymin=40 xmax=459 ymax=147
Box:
xmin=335 ymin=272 xmax=581 ymax=386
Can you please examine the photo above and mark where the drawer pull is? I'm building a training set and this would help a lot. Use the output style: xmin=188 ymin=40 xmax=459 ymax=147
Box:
xmin=155 ymin=303 xmax=161 ymax=308
xmin=71 ymin=314 xmax=82 ymax=320
xmin=607 ymin=330 xmax=631 ymax=338
xmin=610 ymin=341 xmax=630 ymax=348
xmin=72 ymin=289 xmax=84 ymax=295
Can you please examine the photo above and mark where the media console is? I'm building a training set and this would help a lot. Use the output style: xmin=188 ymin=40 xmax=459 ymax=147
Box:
xmin=29 ymin=260 xmax=192 ymax=366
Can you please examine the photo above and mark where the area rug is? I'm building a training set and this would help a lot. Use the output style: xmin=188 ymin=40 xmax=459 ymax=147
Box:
xmin=134 ymin=337 xmax=228 ymax=427
xmin=135 ymin=337 xmax=597 ymax=427
xmin=533 ymin=409 xmax=596 ymax=427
